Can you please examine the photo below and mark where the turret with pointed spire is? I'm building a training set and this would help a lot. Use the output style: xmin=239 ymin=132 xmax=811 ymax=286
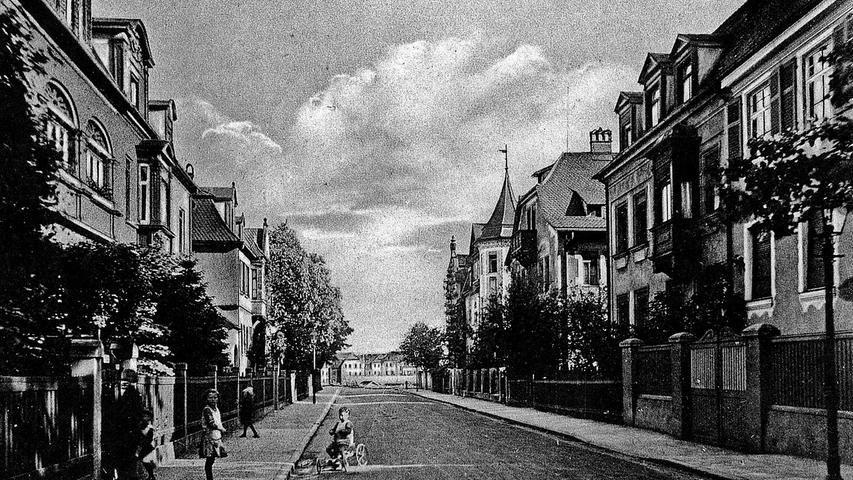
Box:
xmin=480 ymin=146 xmax=516 ymax=240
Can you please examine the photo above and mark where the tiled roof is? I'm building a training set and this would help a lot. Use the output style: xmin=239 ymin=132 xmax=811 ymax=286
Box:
xmin=203 ymin=186 xmax=237 ymax=203
xmin=538 ymin=152 xmax=610 ymax=231
xmin=469 ymin=223 xmax=485 ymax=248
xmin=713 ymin=0 xmax=821 ymax=77
xmin=192 ymin=197 xmax=241 ymax=249
xmin=241 ymin=228 xmax=264 ymax=260
xmin=479 ymin=170 xmax=516 ymax=241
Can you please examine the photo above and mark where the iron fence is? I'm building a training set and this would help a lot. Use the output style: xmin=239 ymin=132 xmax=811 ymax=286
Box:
xmin=769 ymin=333 xmax=853 ymax=411
xmin=0 ymin=376 xmax=94 ymax=480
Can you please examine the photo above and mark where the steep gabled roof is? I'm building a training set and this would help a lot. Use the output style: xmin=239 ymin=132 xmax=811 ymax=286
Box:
xmin=638 ymin=53 xmax=672 ymax=83
xmin=204 ymin=186 xmax=238 ymax=205
xmin=538 ymin=151 xmax=610 ymax=231
xmin=479 ymin=170 xmax=516 ymax=241
xmin=615 ymin=91 xmax=643 ymax=113
xmin=713 ymin=0 xmax=821 ymax=77
xmin=241 ymin=227 xmax=264 ymax=260
xmin=192 ymin=197 xmax=241 ymax=252
xmin=92 ymin=18 xmax=154 ymax=67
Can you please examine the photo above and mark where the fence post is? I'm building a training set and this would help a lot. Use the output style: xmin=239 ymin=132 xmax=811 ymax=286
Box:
xmin=742 ymin=323 xmax=780 ymax=453
xmin=668 ymin=332 xmax=695 ymax=439
xmin=620 ymin=338 xmax=643 ymax=427
xmin=273 ymin=366 xmax=279 ymax=410
xmin=69 ymin=337 xmax=104 ymax=480
xmin=289 ymin=371 xmax=297 ymax=403
xmin=175 ymin=363 xmax=188 ymax=447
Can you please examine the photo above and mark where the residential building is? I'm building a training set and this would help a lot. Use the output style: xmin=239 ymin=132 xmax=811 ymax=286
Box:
xmin=595 ymin=0 xmax=853 ymax=333
xmin=191 ymin=183 xmax=270 ymax=374
xmin=506 ymin=129 xmax=612 ymax=296
xmin=12 ymin=1 xmax=196 ymax=254
xmin=336 ymin=352 xmax=415 ymax=382
xmin=458 ymin=164 xmax=516 ymax=349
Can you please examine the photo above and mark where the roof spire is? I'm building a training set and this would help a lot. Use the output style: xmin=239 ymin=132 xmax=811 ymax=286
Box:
xmin=499 ymin=144 xmax=508 ymax=172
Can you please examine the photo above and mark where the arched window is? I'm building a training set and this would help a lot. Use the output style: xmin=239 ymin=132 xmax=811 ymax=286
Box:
xmin=84 ymin=119 xmax=113 ymax=196
xmin=45 ymin=82 xmax=77 ymax=166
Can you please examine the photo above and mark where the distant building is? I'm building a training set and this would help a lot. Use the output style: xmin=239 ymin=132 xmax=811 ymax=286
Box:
xmin=506 ymin=130 xmax=612 ymax=296
xmin=335 ymin=351 xmax=415 ymax=382
xmin=191 ymin=183 xmax=269 ymax=374
xmin=458 ymin=164 xmax=517 ymax=350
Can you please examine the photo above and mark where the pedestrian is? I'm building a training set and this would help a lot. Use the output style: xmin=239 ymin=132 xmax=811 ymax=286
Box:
xmin=199 ymin=389 xmax=227 ymax=480
xmin=239 ymin=385 xmax=260 ymax=438
xmin=139 ymin=409 xmax=157 ymax=480
xmin=115 ymin=369 xmax=146 ymax=480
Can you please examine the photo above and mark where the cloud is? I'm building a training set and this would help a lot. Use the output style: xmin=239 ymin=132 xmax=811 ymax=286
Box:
xmin=177 ymin=34 xmax=635 ymax=351
xmin=202 ymin=121 xmax=283 ymax=153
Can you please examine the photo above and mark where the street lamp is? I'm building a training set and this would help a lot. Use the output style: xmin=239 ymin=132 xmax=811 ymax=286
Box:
xmin=821 ymin=206 xmax=847 ymax=480
xmin=311 ymin=330 xmax=317 ymax=405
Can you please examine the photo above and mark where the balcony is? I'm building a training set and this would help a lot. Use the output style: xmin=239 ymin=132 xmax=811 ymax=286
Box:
xmin=508 ymin=230 xmax=537 ymax=267
xmin=252 ymin=298 xmax=267 ymax=317
xmin=651 ymin=218 xmax=698 ymax=276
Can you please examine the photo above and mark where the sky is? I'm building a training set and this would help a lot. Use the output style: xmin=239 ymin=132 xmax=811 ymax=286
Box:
xmin=94 ymin=0 xmax=744 ymax=353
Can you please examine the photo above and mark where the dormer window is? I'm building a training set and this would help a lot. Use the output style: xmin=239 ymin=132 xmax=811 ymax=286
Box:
xmin=678 ymin=62 xmax=693 ymax=104
xmin=129 ymin=76 xmax=140 ymax=109
xmin=647 ymin=84 xmax=661 ymax=127
xmin=621 ymin=121 xmax=632 ymax=149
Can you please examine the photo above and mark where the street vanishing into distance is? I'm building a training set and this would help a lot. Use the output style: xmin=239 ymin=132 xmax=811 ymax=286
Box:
xmin=298 ymin=388 xmax=707 ymax=480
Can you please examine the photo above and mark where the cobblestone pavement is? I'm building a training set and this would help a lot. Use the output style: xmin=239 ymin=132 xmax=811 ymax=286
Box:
xmin=297 ymin=387 xmax=709 ymax=479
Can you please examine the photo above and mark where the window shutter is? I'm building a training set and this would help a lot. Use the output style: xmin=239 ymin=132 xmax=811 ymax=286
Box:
xmin=769 ymin=70 xmax=781 ymax=134
xmin=780 ymin=60 xmax=797 ymax=131
xmin=726 ymin=99 xmax=742 ymax=160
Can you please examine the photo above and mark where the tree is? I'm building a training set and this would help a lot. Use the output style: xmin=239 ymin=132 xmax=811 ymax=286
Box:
xmin=399 ymin=322 xmax=444 ymax=371
xmin=470 ymin=294 xmax=509 ymax=369
xmin=0 ymin=8 xmax=62 ymax=374
xmin=445 ymin=301 xmax=468 ymax=368
xmin=503 ymin=275 xmax=554 ymax=375
xmin=151 ymin=257 xmax=231 ymax=375
xmin=563 ymin=288 xmax=627 ymax=378
xmin=267 ymin=223 xmax=351 ymax=370
xmin=718 ymin=43 xmax=853 ymax=480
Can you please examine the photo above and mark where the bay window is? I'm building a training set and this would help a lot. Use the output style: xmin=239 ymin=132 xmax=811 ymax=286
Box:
xmin=659 ymin=182 xmax=673 ymax=222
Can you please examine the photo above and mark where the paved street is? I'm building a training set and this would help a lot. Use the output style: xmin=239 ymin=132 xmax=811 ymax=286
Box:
xmin=298 ymin=387 xmax=706 ymax=479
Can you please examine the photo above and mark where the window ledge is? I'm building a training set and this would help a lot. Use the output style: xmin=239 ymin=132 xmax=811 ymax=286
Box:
xmin=746 ymin=297 xmax=774 ymax=318
xmin=613 ymin=251 xmax=629 ymax=270
xmin=799 ymin=288 xmax=826 ymax=312
xmin=630 ymin=243 xmax=649 ymax=263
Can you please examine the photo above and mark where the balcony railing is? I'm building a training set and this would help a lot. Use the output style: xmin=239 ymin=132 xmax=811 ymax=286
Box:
xmin=509 ymin=230 xmax=537 ymax=266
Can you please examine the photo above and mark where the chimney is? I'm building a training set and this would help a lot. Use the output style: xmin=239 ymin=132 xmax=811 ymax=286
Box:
xmin=589 ymin=128 xmax=612 ymax=153
xmin=450 ymin=236 xmax=457 ymax=256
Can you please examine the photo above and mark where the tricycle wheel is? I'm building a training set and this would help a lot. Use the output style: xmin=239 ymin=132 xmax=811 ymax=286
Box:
xmin=356 ymin=444 xmax=367 ymax=466
xmin=315 ymin=458 xmax=322 ymax=474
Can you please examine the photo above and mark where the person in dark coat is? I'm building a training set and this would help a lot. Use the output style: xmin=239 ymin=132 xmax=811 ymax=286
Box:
xmin=115 ymin=369 xmax=146 ymax=480
xmin=239 ymin=386 xmax=260 ymax=438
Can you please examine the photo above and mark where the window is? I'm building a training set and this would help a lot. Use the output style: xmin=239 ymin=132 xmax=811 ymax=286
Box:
xmin=805 ymin=43 xmax=831 ymax=123
xmin=178 ymin=208 xmax=186 ymax=253
xmin=751 ymin=229 xmax=772 ymax=299
xmin=648 ymin=84 xmax=661 ymax=127
xmin=806 ymin=213 xmax=826 ymax=290
xmin=582 ymin=259 xmax=600 ymax=285
xmin=252 ymin=267 xmax=260 ymax=299
xmin=748 ymin=84 xmax=773 ymax=137
xmin=702 ymin=148 xmax=720 ymax=214
xmin=138 ymin=164 xmax=150 ymax=223
xmin=488 ymin=253 xmax=498 ymax=274
xmin=621 ymin=121 xmax=633 ymax=149
xmin=615 ymin=203 xmax=629 ymax=253
xmin=632 ymin=191 xmax=647 ymax=246
xmin=160 ymin=173 xmax=170 ymax=226
xmin=45 ymin=83 xmax=76 ymax=166
xmin=616 ymin=293 xmax=630 ymax=325
xmin=125 ymin=158 xmax=131 ymax=218
xmin=85 ymin=120 xmax=111 ymax=195
xmin=634 ymin=287 xmax=649 ymax=326
xmin=64 ymin=0 xmax=74 ymax=27
xmin=129 ymin=76 xmax=140 ymax=109
xmin=680 ymin=181 xmax=693 ymax=218
xmin=679 ymin=62 xmax=693 ymax=104
xmin=241 ymin=262 xmax=250 ymax=297
xmin=659 ymin=182 xmax=673 ymax=222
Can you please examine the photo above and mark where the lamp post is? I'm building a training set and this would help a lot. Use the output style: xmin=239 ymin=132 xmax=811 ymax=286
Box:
xmin=312 ymin=330 xmax=317 ymax=405
xmin=822 ymin=207 xmax=846 ymax=480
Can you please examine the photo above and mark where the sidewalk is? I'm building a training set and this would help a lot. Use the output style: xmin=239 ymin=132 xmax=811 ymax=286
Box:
xmin=410 ymin=389 xmax=853 ymax=480
xmin=155 ymin=387 xmax=339 ymax=480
